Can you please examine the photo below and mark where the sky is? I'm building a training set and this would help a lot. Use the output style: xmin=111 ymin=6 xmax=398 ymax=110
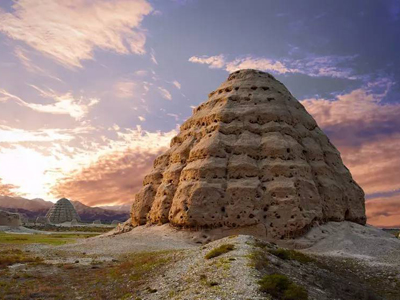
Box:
xmin=0 ymin=0 xmax=399 ymax=227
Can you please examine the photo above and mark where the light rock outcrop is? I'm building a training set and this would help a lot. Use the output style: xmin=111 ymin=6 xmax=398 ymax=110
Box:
xmin=131 ymin=69 xmax=366 ymax=239
xmin=0 ymin=210 xmax=22 ymax=227
xmin=46 ymin=198 xmax=81 ymax=224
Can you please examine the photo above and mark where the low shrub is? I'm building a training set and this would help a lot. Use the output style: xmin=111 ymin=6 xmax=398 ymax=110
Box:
xmin=284 ymin=283 xmax=308 ymax=300
xmin=205 ymin=244 xmax=235 ymax=259
xmin=269 ymin=248 xmax=314 ymax=263
xmin=258 ymin=274 xmax=308 ymax=300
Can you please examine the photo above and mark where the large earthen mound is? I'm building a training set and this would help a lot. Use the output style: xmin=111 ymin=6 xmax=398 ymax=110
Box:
xmin=46 ymin=198 xmax=81 ymax=224
xmin=0 ymin=210 xmax=22 ymax=227
xmin=131 ymin=69 xmax=366 ymax=239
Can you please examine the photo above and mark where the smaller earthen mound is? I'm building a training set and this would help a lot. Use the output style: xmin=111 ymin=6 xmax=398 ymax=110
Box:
xmin=0 ymin=210 xmax=22 ymax=227
xmin=93 ymin=220 xmax=102 ymax=225
xmin=46 ymin=198 xmax=81 ymax=224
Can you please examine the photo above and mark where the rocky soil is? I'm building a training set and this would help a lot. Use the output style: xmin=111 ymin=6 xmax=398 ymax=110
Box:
xmin=1 ymin=221 xmax=399 ymax=299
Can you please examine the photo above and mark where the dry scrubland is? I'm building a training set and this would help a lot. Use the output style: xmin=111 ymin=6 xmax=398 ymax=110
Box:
xmin=0 ymin=222 xmax=399 ymax=300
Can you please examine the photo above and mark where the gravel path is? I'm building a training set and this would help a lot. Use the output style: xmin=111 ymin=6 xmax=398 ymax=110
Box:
xmin=138 ymin=235 xmax=266 ymax=300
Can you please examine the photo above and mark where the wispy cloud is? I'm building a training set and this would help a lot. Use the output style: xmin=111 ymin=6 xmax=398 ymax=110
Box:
xmin=13 ymin=46 xmax=63 ymax=82
xmin=172 ymin=80 xmax=181 ymax=90
xmin=0 ymin=0 xmax=153 ymax=68
xmin=0 ymin=87 xmax=98 ymax=120
xmin=301 ymin=78 xmax=398 ymax=146
xmin=225 ymin=57 xmax=294 ymax=74
xmin=158 ymin=86 xmax=172 ymax=100
xmin=0 ymin=125 xmax=75 ymax=143
xmin=0 ymin=178 xmax=21 ymax=197
xmin=50 ymin=127 xmax=177 ymax=206
xmin=300 ymin=78 xmax=400 ymax=227
xmin=189 ymin=54 xmax=359 ymax=79
xmin=302 ymin=78 xmax=400 ymax=195
xmin=366 ymin=194 xmax=400 ymax=227
xmin=150 ymin=48 xmax=158 ymax=65
xmin=189 ymin=54 xmax=226 ymax=69
xmin=114 ymin=80 xmax=138 ymax=98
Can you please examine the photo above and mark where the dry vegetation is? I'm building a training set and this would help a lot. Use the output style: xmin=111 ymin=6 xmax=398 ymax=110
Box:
xmin=204 ymin=244 xmax=235 ymax=259
xmin=0 ymin=232 xmax=99 ymax=246
xmin=0 ymin=247 xmax=179 ymax=299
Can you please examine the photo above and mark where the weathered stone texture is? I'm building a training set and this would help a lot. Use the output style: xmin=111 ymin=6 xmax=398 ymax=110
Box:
xmin=0 ymin=210 xmax=21 ymax=227
xmin=131 ymin=69 xmax=366 ymax=239
xmin=46 ymin=198 xmax=81 ymax=224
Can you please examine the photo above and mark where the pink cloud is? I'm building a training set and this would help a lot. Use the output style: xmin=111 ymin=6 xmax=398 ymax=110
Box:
xmin=301 ymin=79 xmax=400 ymax=227
xmin=366 ymin=195 xmax=400 ymax=228
xmin=50 ymin=149 xmax=163 ymax=206
xmin=0 ymin=178 xmax=21 ymax=197
xmin=0 ymin=0 xmax=153 ymax=68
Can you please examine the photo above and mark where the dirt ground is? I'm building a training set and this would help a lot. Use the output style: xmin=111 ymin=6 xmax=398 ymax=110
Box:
xmin=0 ymin=222 xmax=399 ymax=300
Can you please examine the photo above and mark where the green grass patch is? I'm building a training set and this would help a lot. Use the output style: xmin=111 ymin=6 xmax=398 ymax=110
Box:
xmin=25 ymin=225 xmax=113 ymax=233
xmin=269 ymin=248 xmax=314 ymax=264
xmin=259 ymin=274 xmax=308 ymax=300
xmin=0 ymin=249 xmax=43 ymax=269
xmin=0 ymin=232 xmax=99 ymax=246
xmin=205 ymin=244 xmax=235 ymax=259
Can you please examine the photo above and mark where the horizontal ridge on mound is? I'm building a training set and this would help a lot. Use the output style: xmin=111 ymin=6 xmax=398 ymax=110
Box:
xmin=131 ymin=69 xmax=366 ymax=239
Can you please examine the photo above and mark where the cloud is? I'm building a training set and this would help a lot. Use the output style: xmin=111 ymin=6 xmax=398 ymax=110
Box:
xmin=301 ymin=78 xmax=398 ymax=146
xmin=0 ymin=125 xmax=75 ymax=143
xmin=189 ymin=54 xmax=358 ymax=79
xmin=0 ymin=178 xmax=21 ymax=197
xmin=0 ymin=87 xmax=98 ymax=120
xmin=114 ymin=80 xmax=138 ymax=98
xmin=225 ymin=57 xmax=294 ymax=74
xmin=290 ymin=55 xmax=358 ymax=79
xmin=339 ymin=135 xmax=400 ymax=196
xmin=167 ymin=113 xmax=179 ymax=121
xmin=158 ymin=87 xmax=172 ymax=100
xmin=13 ymin=46 xmax=63 ymax=82
xmin=150 ymin=48 xmax=158 ymax=65
xmin=50 ymin=127 xmax=177 ymax=206
xmin=300 ymin=79 xmax=400 ymax=227
xmin=0 ymin=0 xmax=153 ymax=68
xmin=366 ymin=194 xmax=400 ymax=228
xmin=172 ymin=80 xmax=181 ymax=90
xmin=14 ymin=47 xmax=45 ymax=74
xmin=189 ymin=55 xmax=226 ymax=69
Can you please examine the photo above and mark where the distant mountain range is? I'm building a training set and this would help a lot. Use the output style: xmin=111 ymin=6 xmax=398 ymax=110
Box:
xmin=0 ymin=196 xmax=130 ymax=223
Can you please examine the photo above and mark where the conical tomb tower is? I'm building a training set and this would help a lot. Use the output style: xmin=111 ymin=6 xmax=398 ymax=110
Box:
xmin=131 ymin=69 xmax=366 ymax=239
xmin=46 ymin=198 xmax=81 ymax=224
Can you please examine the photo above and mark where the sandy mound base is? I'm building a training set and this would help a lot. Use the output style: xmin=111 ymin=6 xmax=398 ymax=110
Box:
xmin=58 ymin=224 xmax=198 ymax=255
xmin=291 ymin=221 xmax=400 ymax=267
xmin=0 ymin=225 xmax=50 ymax=234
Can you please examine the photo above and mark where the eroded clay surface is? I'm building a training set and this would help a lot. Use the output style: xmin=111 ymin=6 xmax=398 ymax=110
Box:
xmin=131 ymin=69 xmax=366 ymax=239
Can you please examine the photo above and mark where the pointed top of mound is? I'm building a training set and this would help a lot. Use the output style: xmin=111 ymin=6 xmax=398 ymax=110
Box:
xmin=131 ymin=69 xmax=366 ymax=239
